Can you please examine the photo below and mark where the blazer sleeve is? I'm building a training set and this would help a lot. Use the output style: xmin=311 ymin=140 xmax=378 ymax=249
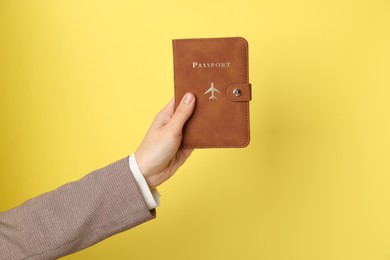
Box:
xmin=0 ymin=157 xmax=156 ymax=260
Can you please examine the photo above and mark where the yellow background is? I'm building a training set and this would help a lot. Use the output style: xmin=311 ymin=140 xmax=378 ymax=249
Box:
xmin=1 ymin=0 xmax=390 ymax=259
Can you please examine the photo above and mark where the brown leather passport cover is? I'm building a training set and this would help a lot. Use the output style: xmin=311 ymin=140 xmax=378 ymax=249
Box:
xmin=173 ymin=37 xmax=252 ymax=148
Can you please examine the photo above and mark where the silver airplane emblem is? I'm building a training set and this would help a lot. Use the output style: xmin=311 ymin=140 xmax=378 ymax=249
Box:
xmin=204 ymin=82 xmax=220 ymax=100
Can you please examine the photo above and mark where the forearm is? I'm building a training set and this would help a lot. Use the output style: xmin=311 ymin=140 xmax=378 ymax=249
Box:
xmin=0 ymin=157 xmax=155 ymax=260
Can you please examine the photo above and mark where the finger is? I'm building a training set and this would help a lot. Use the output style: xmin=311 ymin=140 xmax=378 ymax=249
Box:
xmin=173 ymin=148 xmax=194 ymax=173
xmin=169 ymin=93 xmax=196 ymax=134
xmin=182 ymin=148 xmax=194 ymax=159
xmin=151 ymin=98 xmax=175 ymax=128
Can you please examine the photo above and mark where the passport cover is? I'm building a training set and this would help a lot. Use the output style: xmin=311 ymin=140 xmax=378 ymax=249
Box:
xmin=173 ymin=37 xmax=252 ymax=148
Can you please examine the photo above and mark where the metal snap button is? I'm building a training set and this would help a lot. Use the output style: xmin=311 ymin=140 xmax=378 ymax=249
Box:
xmin=233 ymin=88 xmax=242 ymax=97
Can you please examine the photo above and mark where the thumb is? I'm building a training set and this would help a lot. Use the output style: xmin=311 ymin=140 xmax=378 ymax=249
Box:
xmin=169 ymin=93 xmax=196 ymax=134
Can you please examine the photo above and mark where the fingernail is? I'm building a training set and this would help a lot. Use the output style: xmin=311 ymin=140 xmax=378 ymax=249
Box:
xmin=183 ymin=93 xmax=194 ymax=105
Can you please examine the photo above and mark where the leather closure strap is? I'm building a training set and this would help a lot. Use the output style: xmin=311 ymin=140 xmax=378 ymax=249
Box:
xmin=227 ymin=84 xmax=252 ymax=102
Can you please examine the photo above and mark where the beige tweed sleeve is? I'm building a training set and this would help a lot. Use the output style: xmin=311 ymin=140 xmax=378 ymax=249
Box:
xmin=0 ymin=157 xmax=156 ymax=260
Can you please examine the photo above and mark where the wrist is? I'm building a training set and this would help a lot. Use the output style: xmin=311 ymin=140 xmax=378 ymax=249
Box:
xmin=134 ymin=150 xmax=149 ymax=176
xmin=128 ymin=154 xmax=160 ymax=209
xmin=133 ymin=151 xmax=154 ymax=187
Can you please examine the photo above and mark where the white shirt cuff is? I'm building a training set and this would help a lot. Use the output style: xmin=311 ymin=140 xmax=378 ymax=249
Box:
xmin=129 ymin=154 xmax=160 ymax=210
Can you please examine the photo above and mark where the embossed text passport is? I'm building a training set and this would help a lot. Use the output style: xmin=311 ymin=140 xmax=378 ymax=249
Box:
xmin=173 ymin=37 xmax=252 ymax=148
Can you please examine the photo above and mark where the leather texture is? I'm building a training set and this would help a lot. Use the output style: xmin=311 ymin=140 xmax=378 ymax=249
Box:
xmin=173 ymin=37 xmax=252 ymax=148
xmin=0 ymin=158 xmax=155 ymax=260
